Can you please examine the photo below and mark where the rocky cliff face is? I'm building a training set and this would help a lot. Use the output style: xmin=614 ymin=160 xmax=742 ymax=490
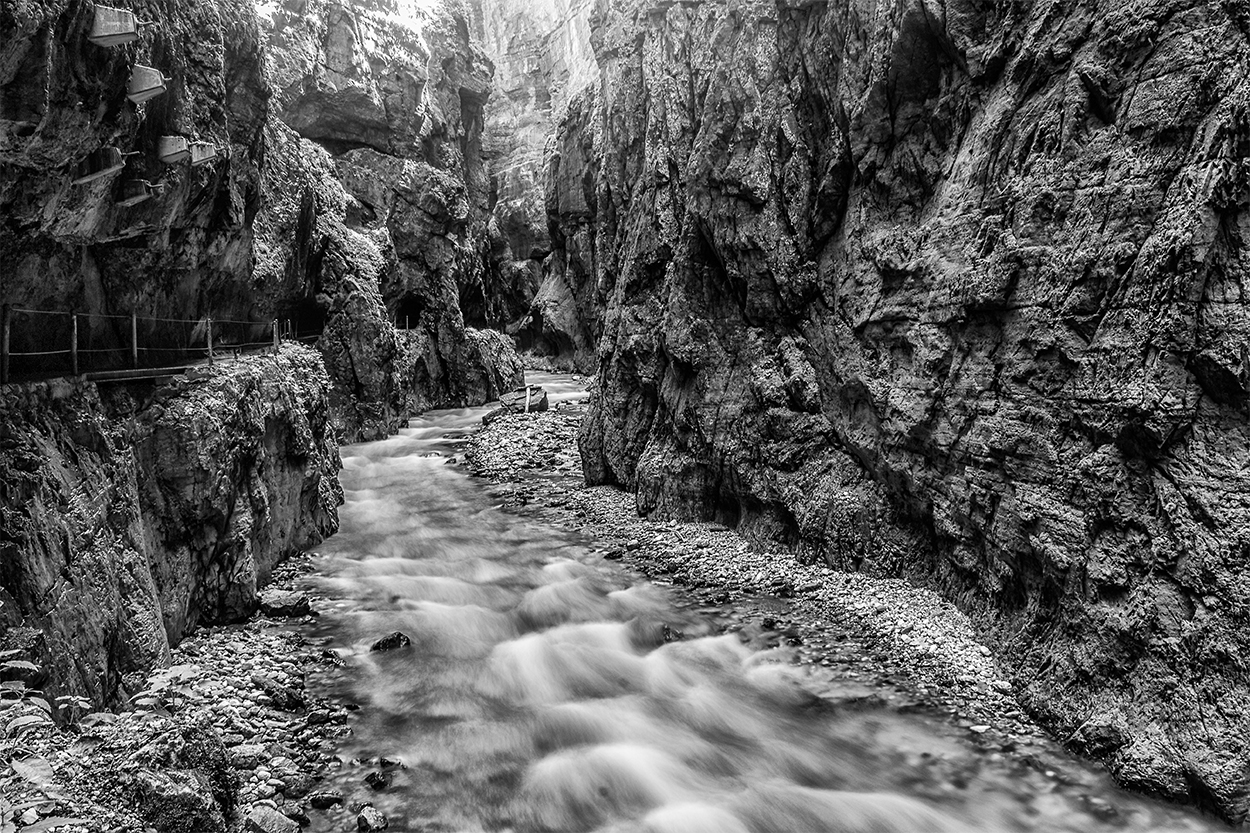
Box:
xmin=468 ymin=0 xmax=600 ymax=366
xmin=564 ymin=0 xmax=1250 ymax=820
xmin=1 ymin=0 xmax=522 ymax=443
xmin=260 ymin=0 xmax=523 ymax=439
xmin=0 ymin=347 xmax=341 ymax=705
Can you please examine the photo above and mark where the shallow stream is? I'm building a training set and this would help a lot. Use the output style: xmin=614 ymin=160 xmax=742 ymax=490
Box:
xmin=304 ymin=373 xmax=1222 ymax=833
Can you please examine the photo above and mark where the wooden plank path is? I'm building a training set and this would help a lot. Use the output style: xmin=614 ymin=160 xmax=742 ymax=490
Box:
xmin=0 ymin=305 xmax=314 ymax=387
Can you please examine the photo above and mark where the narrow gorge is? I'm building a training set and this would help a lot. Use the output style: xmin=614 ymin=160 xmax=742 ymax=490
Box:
xmin=1 ymin=0 xmax=1248 ymax=830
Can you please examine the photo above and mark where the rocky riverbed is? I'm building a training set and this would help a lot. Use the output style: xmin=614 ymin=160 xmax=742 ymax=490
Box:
xmin=1 ymin=384 xmax=1230 ymax=833
xmin=0 ymin=555 xmax=364 ymax=833
xmin=462 ymin=393 xmax=1228 ymax=829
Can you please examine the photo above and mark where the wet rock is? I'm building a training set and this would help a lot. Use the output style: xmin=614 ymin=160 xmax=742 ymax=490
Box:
xmin=369 ymin=632 xmax=412 ymax=652
xmin=364 ymin=771 xmax=392 ymax=790
xmin=134 ymin=769 xmax=227 ymax=833
xmin=356 ymin=805 xmax=389 ymax=831
xmin=308 ymin=789 xmax=345 ymax=810
xmin=258 ymin=590 xmax=312 ymax=618
xmin=246 ymin=805 xmax=300 ymax=833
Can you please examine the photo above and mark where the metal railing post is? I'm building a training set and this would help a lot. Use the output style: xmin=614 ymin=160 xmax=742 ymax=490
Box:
xmin=131 ymin=312 xmax=139 ymax=368
xmin=71 ymin=312 xmax=79 ymax=376
xmin=206 ymin=316 xmax=214 ymax=366
xmin=1 ymin=304 xmax=10 ymax=385
xmin=272 ymin=318 xmax=279 ymax=356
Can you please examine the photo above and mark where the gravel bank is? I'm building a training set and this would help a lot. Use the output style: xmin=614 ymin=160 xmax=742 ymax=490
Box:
xmin=459 ymin=397 xmax=1183 ymax=822
xmin=0 ymin=555 xmax=361 ymax=833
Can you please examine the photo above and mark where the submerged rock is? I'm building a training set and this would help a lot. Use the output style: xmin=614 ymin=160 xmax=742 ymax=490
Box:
xmin=369 ymin=632 xmax=412 ymax=652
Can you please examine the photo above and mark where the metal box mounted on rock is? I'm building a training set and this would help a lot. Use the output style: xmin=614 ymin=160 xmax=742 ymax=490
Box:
xmin=117 ymin=179 xmax=159 ymax=207
xmin=157 ymin=136 xmax=190 ymax=164
xmin=189 ymin=142 xmax=218 ymax=167
xmin=87 ymin=5 xmax=151 ymax=47
xmin=126 ymin=65 xmax=168 ymax=104
xmin=72 ymin=147 xmax=129 ymax=185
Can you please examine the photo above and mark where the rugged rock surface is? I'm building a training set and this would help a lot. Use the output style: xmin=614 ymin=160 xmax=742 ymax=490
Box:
xmin=534 ymin=86 xmax=606 ymax=369
xmin=1 ymin=0 xmax=524 ymax=443
xmin=469 ymin=0 xmax=599 ymax=338
xmin=564 ymin=0 xmax=1250 ymax=820
xmin=257 ymin=0 xmax=527 ymax=438
xmin=0 ymin=347 xmax=341 ymax=705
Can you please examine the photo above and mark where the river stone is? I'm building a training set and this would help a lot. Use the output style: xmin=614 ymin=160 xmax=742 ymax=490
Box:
xmin=369 ymin=632 xmax=412 ymax=652
xmin=364 ymin=771 xmax=392 ymax=790
xmin=258 ymin=590 xmax=311 ymax=618
xmin=250 ymin=674 xmax=304 ymax=711
xmin=308 ymin=789 xmax=345 ymax=809
xmin=357 ymin=806 xmax=389 ymax=831
xmin=230 ymin=744 xmax=267 ymax=769
xmin=246 ymin=805 xmax=299 ymax=833
xmin=135 ymin=769 xmax=227 ymax=833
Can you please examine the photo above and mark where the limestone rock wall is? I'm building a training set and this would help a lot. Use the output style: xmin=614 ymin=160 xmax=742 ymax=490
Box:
xmin=260 ymin=0 xmax=523 ymax=438
xmin=0 ymin=347 xmax=341 ymax=706
xmin=467 ymin=0 xmax=599 ymax=337
xmin=565 ymin=0 xmax=1250 ymax=820
xmin=1 ymin=0 xmax=523 ymax=444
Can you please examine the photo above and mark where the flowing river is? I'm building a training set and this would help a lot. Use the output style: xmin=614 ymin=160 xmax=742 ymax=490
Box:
xmin=303 ymin=374 xmax=1222 ymax=833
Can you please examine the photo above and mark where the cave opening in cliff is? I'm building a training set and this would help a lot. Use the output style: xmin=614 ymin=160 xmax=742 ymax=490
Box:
xmin=277 ymin=297 xmax=329 ymax=342
xmin=394 ymin=294 xmax=427 ymax=330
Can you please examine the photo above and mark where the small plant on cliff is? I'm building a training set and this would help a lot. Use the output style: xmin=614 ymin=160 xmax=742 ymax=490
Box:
xmin=129 ymin=664 xmax=201 ymax=716
xmin=52 ymin=696 xmax=90 ymax=728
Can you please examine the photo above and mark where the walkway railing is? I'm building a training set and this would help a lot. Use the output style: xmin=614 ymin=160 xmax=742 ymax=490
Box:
xmin=0 ymin=305 xmax=320 ymax=385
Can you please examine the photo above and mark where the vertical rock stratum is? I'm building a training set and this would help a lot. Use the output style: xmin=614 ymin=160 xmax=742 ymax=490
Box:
xmin=469 ymin=0 xmax=602 ymax=366
xmin=0 ymin=349 xmax=341 ymax=706
xmin=558 ymin=0 xmax=1250 ymax=820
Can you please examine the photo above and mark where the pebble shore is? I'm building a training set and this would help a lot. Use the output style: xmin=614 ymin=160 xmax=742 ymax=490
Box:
xmin=0 ymin=555 xmax=367 ymax=833
xmin=459 ymin=395 xmax=1154 ymax=822
xmin=0 ymin=387 xmax=1188 ymax=832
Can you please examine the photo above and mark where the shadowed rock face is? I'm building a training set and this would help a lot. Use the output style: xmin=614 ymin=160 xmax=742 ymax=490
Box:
xmin=0 ymin=0 xmax=521 ymax=442
xmin=467 ymin=0 xmax=601 ymax=362
xmin=0 ymin=349 xmax=342 ymax=706
xmin=562 ymin=0 xmax=1250 ymax=820
xmin=261 ymin=0 xmax=525 ymax=439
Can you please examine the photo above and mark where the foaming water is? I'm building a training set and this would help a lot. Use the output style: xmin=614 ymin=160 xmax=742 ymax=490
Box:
xmin=306 ymin=373 xmax=1222 ymax=833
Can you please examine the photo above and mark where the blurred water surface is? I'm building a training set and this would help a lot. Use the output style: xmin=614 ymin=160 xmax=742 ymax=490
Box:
xmin=306 ymin=373 xmax=1222 ymax=833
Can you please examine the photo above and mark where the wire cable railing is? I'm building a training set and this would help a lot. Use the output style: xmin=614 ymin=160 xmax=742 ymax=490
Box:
xmin=0 ymin=305 xmax=319 ymax=384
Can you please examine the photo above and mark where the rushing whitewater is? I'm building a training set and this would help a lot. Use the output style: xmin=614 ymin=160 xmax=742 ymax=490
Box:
xmin=304 ymin=375 xmax=1219 ymax=833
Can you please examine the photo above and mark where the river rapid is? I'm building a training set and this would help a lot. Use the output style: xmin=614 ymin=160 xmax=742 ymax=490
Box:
xmin=302 ymin=374 xmax=1222 ymax=833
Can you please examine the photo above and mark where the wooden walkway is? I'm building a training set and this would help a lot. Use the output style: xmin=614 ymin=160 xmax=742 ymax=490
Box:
xmin=1 ymin=305 xmax=311 ymax=386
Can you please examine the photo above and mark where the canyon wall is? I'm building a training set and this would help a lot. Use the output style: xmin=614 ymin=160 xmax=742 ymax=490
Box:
xmin=564 ymin=0 xmax=1250 ymax=820
xmin=469 ymin=0 xmax=601 ymax=366
xmin=0 ymin=0 xmax=521 ymax=442
xmin=0 ymin=347 xmax=340 ymax=705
